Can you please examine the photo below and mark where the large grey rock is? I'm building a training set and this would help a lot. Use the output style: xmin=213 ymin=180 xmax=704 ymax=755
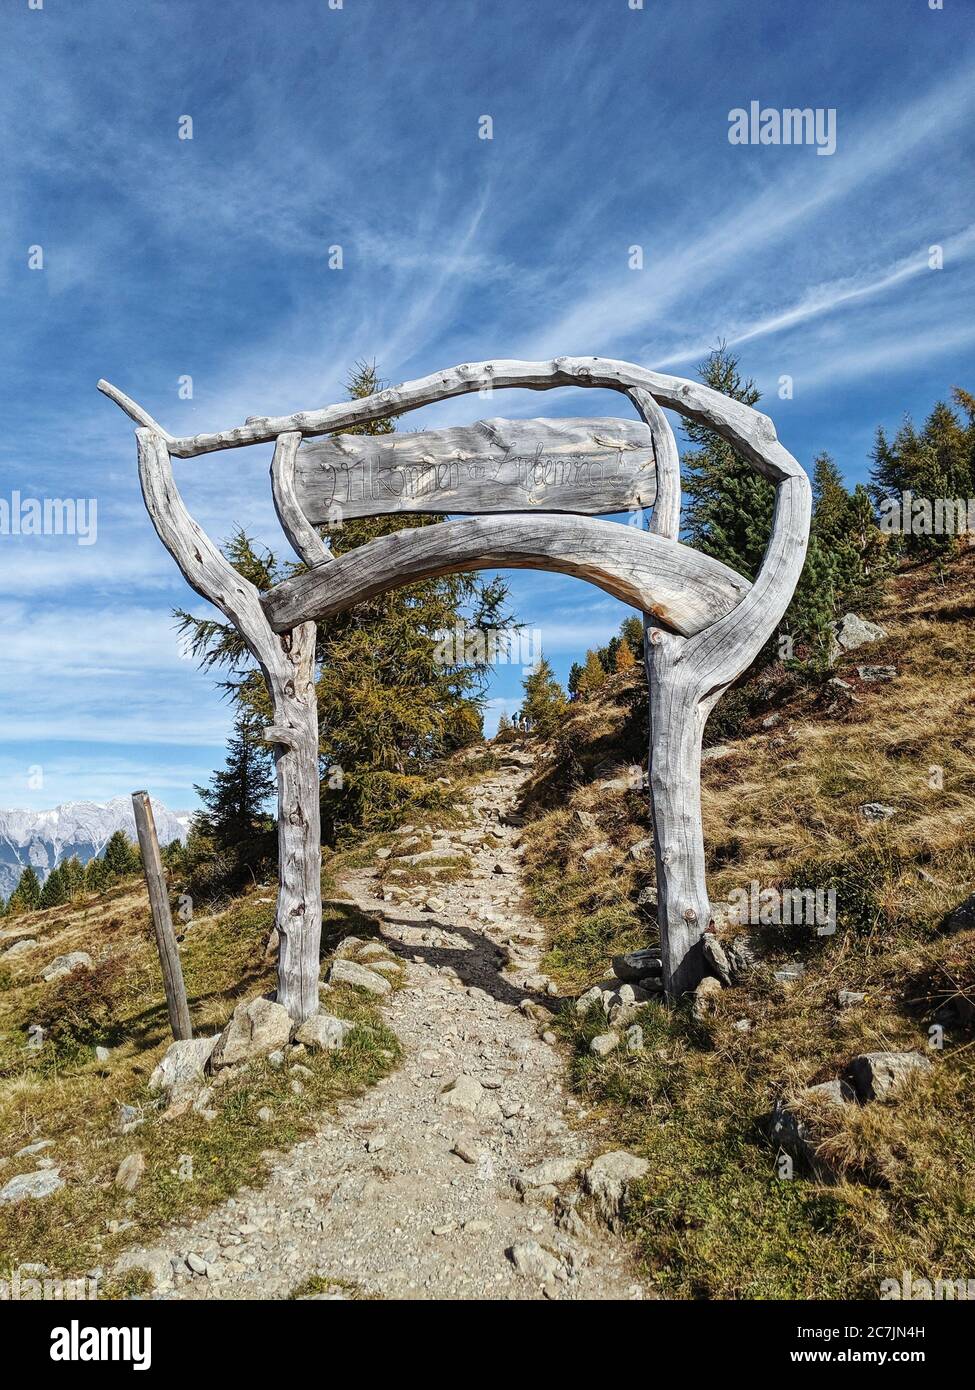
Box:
xmin=149 ymin=1036 xmax=219 ymax=1099
xmin=0 ymin=1168 xmax=64 ymax=1203
xmin=514 ymin=1157 xmax=581 ymax=1191
xmin=941 ymin=892 xmax=975 ymax=935
xmin=692 ymin=975 xmax=723 ymax=1021
xmin=327 ymin=957 xmax=392 ymax=997
xmin=439 ymin=1075 xmax=484 ymax=1114
xmin=702 ymin=934 xmax=733 ymax=986
xmin=833 ymin=613 xmax=887 ymax=652
xmin=39 ymin=951 xmax=92 ymax=982
xmin=582 ymin=1150 xmax=649 ymax=1226
xmin=611 ymin=948 xmax=662 ymax=982
xmin=508 ymin=1240 xmax=564 ymax=1283
xmin=211 ymin=997 xmax=293 ymax=1069
xmin=850 ymin=1051 xmax=933 ymax=1102
xmin=1 ymin=938 xmax=38 ymax=959
xmin=294 ymin=1012 xmax=353 ymax=1053
xmin=589 ymin=1031 xmax=620 ymax=1058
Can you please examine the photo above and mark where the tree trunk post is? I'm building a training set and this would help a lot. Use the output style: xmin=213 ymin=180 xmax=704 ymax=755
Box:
xmin=132 ymin=789 xmax=193 ymax=1041
xmin=263 ymin=620 xmax=322 ymax=1023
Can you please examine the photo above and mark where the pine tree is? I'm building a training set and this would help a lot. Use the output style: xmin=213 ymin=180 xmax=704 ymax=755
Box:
xmin=567 ymin=662 xmax=584 ymax=699
xmin=85 ymin=853 xmax=110 ymax=892
xmin=39 ymin=864 xmax=67 ymax=909
xmin=577 ymin=649 xmax=607 ymax=697
xmin=870 ymin=395 xmax=974 ymax=557
xmin=520 ymin=657 xmax=567 ymax=737
xmin=60 ymin=856 xmax=86 ymax=900
xmin=104 ymin=831 xmax=137 ymax=880
xmin=682 ymin=347 xmax=775 ymax=580
xmin=8 ymin=865 xmax=41 ymax=914
xmin=194 ymin=714 xmax=275 ymax=851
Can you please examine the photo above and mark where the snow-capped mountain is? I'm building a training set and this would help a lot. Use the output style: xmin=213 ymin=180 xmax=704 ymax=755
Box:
xmin=0 ymin=796 xmax=192 ymax=900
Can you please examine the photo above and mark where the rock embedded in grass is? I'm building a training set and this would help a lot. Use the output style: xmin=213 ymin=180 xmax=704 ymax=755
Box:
xmin=0 ymin=1168 xmax=65 ymax=1204
xmin=589 ymin=1031 xmax=620 ymax=1058
xmin=212 ymin=997 xmax=293 ymax=1069
xmin=327 ymin=958 xmax=392 ymax=997
xmin=149 ymin=1036 xmax=220 ymax=1101
xmin=582 ymin=1151 xmax=650 ymax=1227
xmin=611 ymin=948 xmax=662 ymax=982
xmin=294 ymin=1012 xmax=354 ymax=1052
xmin=850 ymin=1051 xmax=934 ymax=1102
xmin=39 ymin=951 xmax=92 ymax=982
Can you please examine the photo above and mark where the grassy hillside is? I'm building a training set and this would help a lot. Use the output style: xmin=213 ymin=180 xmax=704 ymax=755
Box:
xmin=519 ymin=549 xmax=975 ymax=1298
xmin=0 ymin=866 xmax=401 ymax=1286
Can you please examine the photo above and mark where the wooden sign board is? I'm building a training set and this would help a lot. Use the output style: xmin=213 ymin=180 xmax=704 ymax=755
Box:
xmin=293 ymin=417 xmax=657 ymax=522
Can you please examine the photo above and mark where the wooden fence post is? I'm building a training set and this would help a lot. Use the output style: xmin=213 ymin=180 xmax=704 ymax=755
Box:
xmin=132 ymin=790 xmax=193 ymax=1041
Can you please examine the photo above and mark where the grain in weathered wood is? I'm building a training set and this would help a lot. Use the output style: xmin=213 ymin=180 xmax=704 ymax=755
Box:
xmin=260 ymin=513 xmax=751 ymax=638
xmin=132 ymin=790 xmax=193 ymax=1041
xmin=271 ymin=431 xmax=332 ymax=567
xmin=295 ymin=417 xmax=657 ymax=521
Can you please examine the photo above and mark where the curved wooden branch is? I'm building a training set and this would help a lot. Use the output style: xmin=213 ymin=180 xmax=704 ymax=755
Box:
xmin=98 ymin=381 xmax=175 ymax=442
xmin=629 ymin=389 xmax=681 ymax=541
xmin=260 ymin=513 xmax=750 ymax=638
xmin=271 ymin=431 xmax=333 ymax=568
xmin=135 ymin=430 xmax=285 ymax=685
xmin=160 ymin=358 xmax=805 ymax=489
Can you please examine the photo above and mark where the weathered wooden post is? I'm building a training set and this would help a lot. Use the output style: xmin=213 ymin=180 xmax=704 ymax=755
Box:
xmin=132 ymin=790 xmax=193 ymax=1041
xmin=100 ymin=355 xmax=809 ymax=1011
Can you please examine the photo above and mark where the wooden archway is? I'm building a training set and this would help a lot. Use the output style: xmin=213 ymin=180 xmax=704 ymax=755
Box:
xmin=99 ymin=357 xmax=811 ymax=1021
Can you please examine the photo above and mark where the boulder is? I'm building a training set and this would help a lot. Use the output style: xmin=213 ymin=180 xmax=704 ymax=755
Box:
xmin=1 ymin=938 xmax=38 ymax=960
xmin=768 ymin=1080 xmax=852 ymax=1177
xmin=294 ymin=1012 xmax=354 ymax=1053
xmin=514 ymin=1157 xmax=581 ymax=1191
xmin=589 ymin=1031 xmax=620 ymax=1058
xmin=833 ymin=613 xmax=887 ymax=653
xmin=702 ymin=933 xmax=733 ymax=987
xmin=327 ymin=958 xmax=392 ymax=997
xmin=611 ymin=948 xmax=662 ymax=983
xmin=0 ymin=1168 xmax=64 ymax=1203
xmin=627 ymin=837 xmax=653 ymax=863
xmin=39 ymin=951 xmax=92 ymax=982
xmin=149 ymin=1036 xmax=219 ymax=1100
xmin=211 ymin=997 xmax=293 ymax=1069
xmin=439 ymin=1075 xmax=484 ymax=1114
xmin=692 ymin=975 xmax=723 ymax=1021
xmin=941 ymin=892 xmax=975 ymax=936
xmin=582 ymin=1150 xmax=649 ymax=1227
xmin=859 ymin=802 xmax=898 ymax=821
xmin=850 ymin=1051 xmax=933 ymax=1102
xmin=114 ymin=1153 xmax=146 ymax=1193
xmin=507 ymin=1240 xmax=564 ymax=1283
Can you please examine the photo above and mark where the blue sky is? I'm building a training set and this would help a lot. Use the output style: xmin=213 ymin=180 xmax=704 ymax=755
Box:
xmin=1 ymin=0 xmax=973 ymax=812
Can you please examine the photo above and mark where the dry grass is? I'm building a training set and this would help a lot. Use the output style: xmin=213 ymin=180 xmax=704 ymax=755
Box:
xmin=519 ymin=550 xmax=975 ymax=1298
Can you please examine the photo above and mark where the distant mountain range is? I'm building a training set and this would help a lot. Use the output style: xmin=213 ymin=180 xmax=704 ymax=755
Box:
xmin=0 ymin=797 xmax=192 ymax=900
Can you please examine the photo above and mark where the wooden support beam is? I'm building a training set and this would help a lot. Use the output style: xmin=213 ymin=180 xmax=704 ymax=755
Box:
xmin=260 ymin=513 xmax=751 ymax=639
xmin=132 ymin=790 xmax=193 ymax=1041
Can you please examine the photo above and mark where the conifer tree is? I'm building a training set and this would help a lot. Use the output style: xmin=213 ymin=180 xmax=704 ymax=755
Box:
xmin=39 ymin=864 xmax=67 ymax=909
xmin=520 ymin=657 xmax=567 ymax=737
xmin=104 ymin=831 xmax=137 ymax=880
xmin=614 ymin=639 xmax=637 ymax=673
xmin=193 ymin=714 xmax=275 ymax=851
xmin=8 ymin=865 xmax=41 ymax=914
xmin=578 ymin=649 xmax=607 ymax=697
xmin=567 ymin=662 xmax=584 ymax=699
xmin=85 ymin=853 xmax=110 ymax=892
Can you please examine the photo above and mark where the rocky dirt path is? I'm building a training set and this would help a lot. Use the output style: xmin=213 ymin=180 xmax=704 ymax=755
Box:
xmin=152 ymin=747 xmax=644 ymax=1300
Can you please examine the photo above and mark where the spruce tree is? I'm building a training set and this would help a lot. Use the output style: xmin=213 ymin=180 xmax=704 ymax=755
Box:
xmin=567 ymin=662 xmax=584 ymax=699
xmin=104 ymin=831 xmax=137 ymax=880
xmin=520 ymin=657 xmax=567 ymax=737
xmin=39 ymin=864 xmax=67 ymax=909
xmin=8 ymin=865 xmax=41 ymax=914
xmin=193 ymin=714 xmax=275 ymax=851
xmin=85 ymin=853 xmax=110 ymax=892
